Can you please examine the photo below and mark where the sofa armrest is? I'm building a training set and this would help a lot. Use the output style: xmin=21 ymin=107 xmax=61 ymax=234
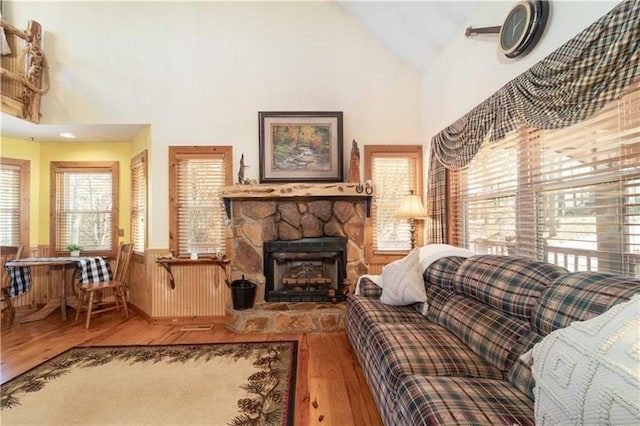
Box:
xmin=358 ymin=276 xmax=383 ymax=298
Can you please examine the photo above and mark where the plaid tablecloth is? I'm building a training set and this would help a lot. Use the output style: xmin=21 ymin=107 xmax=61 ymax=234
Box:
xmin=4 ymin=257 xmax=112 ymax=298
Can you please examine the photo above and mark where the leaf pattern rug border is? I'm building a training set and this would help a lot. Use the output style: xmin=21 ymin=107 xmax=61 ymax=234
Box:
xmin=1 ymin=341 xmax=298 ymax=426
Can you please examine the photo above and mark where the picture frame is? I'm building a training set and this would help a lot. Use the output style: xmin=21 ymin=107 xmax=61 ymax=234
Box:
xmin=259 ymin=111 xmax=343 ymax=183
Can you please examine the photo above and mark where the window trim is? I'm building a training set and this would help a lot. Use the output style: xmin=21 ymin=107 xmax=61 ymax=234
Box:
xmin=0 ymin=157 xmax=30 ymax=249
xmin=50 ymin=161 xmax=119 ymax=258
xmin=168 ymin=146 xmax=233 ymax=257
xmin=364 ymin=145 xmax=424 ymax=264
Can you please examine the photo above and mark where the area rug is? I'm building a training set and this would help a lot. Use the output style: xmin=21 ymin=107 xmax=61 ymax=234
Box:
xmin=1 ymin=341 xmax=297 ymax=425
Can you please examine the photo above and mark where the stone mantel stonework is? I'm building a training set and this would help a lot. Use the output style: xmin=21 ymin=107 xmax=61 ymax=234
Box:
xmin=224 ymin=182 xmax=370 ymax=311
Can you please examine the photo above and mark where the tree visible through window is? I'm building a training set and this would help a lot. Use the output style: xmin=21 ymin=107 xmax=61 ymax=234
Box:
xmin=51 ymin=162 xmax=119 ymax=256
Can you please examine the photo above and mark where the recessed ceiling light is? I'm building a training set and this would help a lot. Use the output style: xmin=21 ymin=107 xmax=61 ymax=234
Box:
xmin=60 ymin=132 xmax=76 ymax=139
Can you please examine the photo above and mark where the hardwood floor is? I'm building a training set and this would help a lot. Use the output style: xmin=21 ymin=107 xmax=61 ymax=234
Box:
xmin=0 ymin=308 xmax=383 ymax=426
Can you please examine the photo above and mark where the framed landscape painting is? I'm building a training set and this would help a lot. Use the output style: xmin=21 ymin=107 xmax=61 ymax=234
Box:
xmin=259 ymin=111 xmax=343 ymax=183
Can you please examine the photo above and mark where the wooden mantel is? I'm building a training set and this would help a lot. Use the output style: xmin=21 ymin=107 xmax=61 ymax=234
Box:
xmin=219 ymin=182 xmax=373 ymax=217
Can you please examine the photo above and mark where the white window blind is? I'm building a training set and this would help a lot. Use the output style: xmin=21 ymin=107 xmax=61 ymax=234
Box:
xmin=0 ymin=163 xmax=21 ymax=246
xmin=366 ymin=146 xmax=423 ymax=257
xmin=52 ymin=162 xmax=118 ymax=255
xmin=452 ymin=81 xmax=640 ymax=276
xmin=169 ymin=147 xmax=232 ymax=257
xmin=131 ymin=151 xmax=147 ymax=254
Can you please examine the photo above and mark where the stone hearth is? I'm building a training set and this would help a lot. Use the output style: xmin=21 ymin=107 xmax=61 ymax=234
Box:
xmin=225 ymin=302 xmax=346 ymax=334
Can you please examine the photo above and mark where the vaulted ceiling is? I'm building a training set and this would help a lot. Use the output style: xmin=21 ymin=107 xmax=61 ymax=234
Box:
xmin=1 ymin=1 xmax=478 ymax=142
xmin=337 ymin=1 xmax=477 ymax=73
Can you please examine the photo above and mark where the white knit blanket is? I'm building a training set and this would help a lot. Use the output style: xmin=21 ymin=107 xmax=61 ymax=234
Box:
xmin=522 ymin=294 xmax=640 ymax=425
xmin=354 ymin=244 xmax=475 ymax=295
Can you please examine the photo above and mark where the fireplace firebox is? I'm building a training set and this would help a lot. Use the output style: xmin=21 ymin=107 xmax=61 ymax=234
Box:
xmin=264 ymin=237 xmax=347 ymax=303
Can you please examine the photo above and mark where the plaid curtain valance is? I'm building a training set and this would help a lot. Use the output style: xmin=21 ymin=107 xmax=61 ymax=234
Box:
xmin=428 ymin=0 xmax=640 ymax=242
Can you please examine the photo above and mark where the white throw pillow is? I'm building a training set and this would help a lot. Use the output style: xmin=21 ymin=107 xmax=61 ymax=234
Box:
xmin=524 ymin=294 xmax=640 ymax=425
xmin=380 ymin=248 xmax=426 ymax=306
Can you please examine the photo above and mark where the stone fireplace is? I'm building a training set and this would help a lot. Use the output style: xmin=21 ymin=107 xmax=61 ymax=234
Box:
xmin=221 ymin=183 xmax=371 ymax=306
xmin=264 ymin=236 xmax=347 ymax=303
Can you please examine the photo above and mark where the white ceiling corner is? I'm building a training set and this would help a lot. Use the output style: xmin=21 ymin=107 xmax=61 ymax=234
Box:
xmin=336 ymin=1 xmax=478 ymax=72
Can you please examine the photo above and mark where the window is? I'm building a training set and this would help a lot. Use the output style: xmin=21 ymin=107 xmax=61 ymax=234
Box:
xmin=51 ymin=162 xmax=119 ymax=257
xmin=169 ymin=146 xmax=233 ymax=257
xmin=0 ymin=158 xmax=30 ymax=248
xmin=130 ymin=151 xmax=147 ymax=254
xmin=365 ymin=145 xmax=424 ymax=262
xmin=451 ymin=81 xmax=640 ymax=276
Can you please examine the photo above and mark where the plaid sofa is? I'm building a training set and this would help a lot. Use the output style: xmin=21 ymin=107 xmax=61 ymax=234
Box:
xmin=346 ymin=255 xmax=640 ymax=425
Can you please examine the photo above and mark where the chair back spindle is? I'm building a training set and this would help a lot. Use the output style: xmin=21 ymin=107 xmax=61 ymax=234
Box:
xmin=112 ymin=243 xmax=133 ymax=283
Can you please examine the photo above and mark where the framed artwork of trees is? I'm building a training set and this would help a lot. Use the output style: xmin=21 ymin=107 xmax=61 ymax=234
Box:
xmin=258 ymin=111 xmax=343 ymax=183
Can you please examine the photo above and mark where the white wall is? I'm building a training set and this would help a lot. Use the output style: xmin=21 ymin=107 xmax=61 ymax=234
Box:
xmin=421 ymin=1 xmax=618 ymax=142
xmin=6 ymin=1 xmax=422 ymax=248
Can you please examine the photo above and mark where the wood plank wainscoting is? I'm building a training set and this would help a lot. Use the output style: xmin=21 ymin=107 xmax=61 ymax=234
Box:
xmin=9 ymin=246 xmax=51 ymax=312
xmin=367 ymin=263 xmax=384 ymax=275
xmin=128 ymin=249 xmax=230 ymax=321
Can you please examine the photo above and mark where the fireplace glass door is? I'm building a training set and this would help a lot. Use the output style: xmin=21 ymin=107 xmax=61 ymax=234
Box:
xmin=264 ymin=237 xmax=347 ymax=302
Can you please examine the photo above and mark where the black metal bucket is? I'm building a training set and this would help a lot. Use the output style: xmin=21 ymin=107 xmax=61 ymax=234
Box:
xmin=230 ymin=276 xmax=256 ymax=310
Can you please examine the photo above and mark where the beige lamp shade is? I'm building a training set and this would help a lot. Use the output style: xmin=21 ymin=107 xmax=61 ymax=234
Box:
xmin=396 ymin=191 xmax=428 ymax=220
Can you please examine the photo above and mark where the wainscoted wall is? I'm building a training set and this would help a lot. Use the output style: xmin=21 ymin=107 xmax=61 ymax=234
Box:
xmin=12 ymin=246 xmax=53 ymax=310
xmin=129 ymin=250 xmax=230 ymax=320
xmin=129 ymin=253 xmax=151 ymax=315
xmin=367 ymin=263 xmax=384 ymax=275
xmin=11 ymin=247 xmax=231 ymax=321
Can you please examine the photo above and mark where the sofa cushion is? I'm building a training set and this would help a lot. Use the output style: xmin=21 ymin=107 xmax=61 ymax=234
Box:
xmin=345 ymin=295 xmax=424 ymax=363
xmin=365 ymin=322 xmax=504 ymax=399
xmin=361 ymin=321 xmax=505 ymax=423
xmin=531 ymin=272 xmax=640 ymax=336
xmin=423 ymin=255 xmax=467 ymax=293
xmin=454 ymin=255 xmax=567 ymax=321
xmin=506 ymin=329 xmax=543 ymax=400
xmin=380 ymin=248 xmax=426 ymax=306
xmin=345 ymin=295 xmax=424 ymax=333
xmin=396 ymin=375 xmax=534 ymax=426
xmin=424 ymin=285 xmax=455 ymax=323
xmin=436 ymin=294 xmax=530 ymax=371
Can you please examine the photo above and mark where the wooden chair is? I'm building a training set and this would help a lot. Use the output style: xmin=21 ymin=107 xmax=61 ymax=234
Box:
xmin=75 ymin=242 xmax=133 ymax=329
xmin=1 ymin=245 xmax=24 ymax=324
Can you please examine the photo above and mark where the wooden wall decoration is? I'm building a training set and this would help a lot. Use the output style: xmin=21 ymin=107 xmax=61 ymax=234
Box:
xmin=1 ymin=18 xmax=48 ymax=123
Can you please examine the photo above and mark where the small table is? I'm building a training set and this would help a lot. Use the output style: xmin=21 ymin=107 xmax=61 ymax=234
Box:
xmin=156 ymin=256 xmax=231 ymax=290
xmin=5 ymin=257 xmax=104 ymax=323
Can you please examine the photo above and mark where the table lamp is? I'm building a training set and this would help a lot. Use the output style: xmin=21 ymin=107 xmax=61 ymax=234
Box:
xmin=396 ymin=190 xmax=428 ymax=249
